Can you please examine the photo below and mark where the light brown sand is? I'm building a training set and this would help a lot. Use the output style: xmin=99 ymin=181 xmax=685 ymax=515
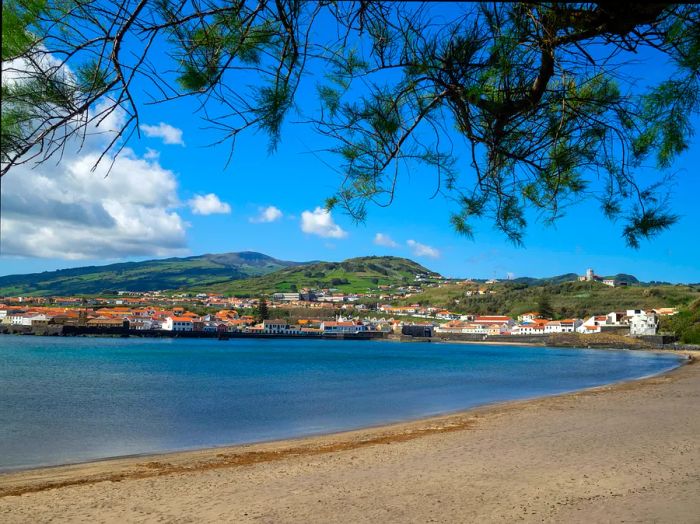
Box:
xmin=1 ymin=352 xmax=699 ymax=523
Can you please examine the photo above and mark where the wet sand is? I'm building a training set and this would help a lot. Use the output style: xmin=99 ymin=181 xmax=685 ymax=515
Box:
xmin=1 ymin=351 xmax=698 ymax=523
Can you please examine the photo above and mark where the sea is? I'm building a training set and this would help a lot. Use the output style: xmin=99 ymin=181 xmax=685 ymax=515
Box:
xmin=0 ymin=335 xmax=682 ymax=471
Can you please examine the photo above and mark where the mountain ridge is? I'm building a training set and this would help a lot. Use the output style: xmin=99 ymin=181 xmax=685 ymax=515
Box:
xmin=0 ymin=253 xmax=438 ymax=296
xmin=0 ymin=251 xmax=304 ymax=296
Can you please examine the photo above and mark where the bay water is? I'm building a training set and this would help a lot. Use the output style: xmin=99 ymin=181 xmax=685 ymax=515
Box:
xmin=0 ymin=335 xmax=682 ymax=471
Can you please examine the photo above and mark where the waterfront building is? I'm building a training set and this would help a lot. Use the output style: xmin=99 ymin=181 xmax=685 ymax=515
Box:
xmin=629 ymin=311 xmax=659 ymax=336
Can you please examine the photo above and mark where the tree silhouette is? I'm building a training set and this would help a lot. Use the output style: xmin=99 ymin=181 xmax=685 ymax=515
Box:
xmin=538 ymin=292 xmax=555 ymax=320
xmin=3 ymin=2 xmax=699 ymax=246
xmin=256 ymin=297 xmax=269 ymax=322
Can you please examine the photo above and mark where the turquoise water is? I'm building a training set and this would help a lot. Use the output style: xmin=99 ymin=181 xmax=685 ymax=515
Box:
xmin=0 ymin=335 xmax=682 ymax=471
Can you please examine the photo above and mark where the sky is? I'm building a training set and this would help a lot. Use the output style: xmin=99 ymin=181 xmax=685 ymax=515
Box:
xmin=1 ymin=5 xmax=699 ymax=283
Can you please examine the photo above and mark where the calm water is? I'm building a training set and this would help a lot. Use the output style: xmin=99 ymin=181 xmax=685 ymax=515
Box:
xmin=0 ymin=335 xmax=682 ymax=471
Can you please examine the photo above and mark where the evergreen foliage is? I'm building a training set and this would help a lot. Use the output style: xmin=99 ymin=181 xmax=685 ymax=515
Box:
xmin=256 ymin=297 xmax=269 ymax=322
xmin=538 ymin=292 xmax=555 ymax=320
xmin=2 ymin=2 xmax=699 ymax=245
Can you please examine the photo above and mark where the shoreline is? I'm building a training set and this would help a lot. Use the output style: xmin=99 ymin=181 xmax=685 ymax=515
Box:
xmin=1 ymin=350 xmax=694 ymax=499
xmin=3 ymin=329 xmax=690 ymax=351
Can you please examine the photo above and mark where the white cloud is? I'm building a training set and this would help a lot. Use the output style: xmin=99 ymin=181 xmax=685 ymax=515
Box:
xmin=188 ymin=194 xmax=232 ymax=215
xmin=141 ymin=122 xmax=185 ymax=146
xmin=249 ymin=205 xmax=283 ymax=223
xmin=407 ymin=239 xmax=440 ymax=258
xmin=374 ymin=233 xmax=398 ymax=248
xmin=143 ymin=147 xmax=160 ymax=160
xmin=2 ymin=147 xmax=187 ymax=259
xmin=301 ymin=207 xmax=348 ymax=238
xmin=1 ymin=59 xmax=189 ymax=260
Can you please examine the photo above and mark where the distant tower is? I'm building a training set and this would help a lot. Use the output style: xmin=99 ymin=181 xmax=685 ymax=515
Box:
xmin=586 ymin=268 xmax=594 ymax=281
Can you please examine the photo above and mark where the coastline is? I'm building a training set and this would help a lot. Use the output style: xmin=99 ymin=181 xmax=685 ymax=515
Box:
xmin=1 ymin=350 xmax=695 ymax=500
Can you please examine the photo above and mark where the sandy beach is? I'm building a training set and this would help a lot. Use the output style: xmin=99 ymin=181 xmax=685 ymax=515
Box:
xmin=1 ymin=351 xmax=698 ymax=523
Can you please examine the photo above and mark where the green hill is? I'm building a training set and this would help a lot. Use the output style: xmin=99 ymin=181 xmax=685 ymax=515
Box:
xmin=399 ymin=280 xmax=700 ymax=318
xmin=0 ymin=252 xmax=304 ymax=296
xmin=510 ymin=273 xmax=639 ymax=286
xmin=511 ymin=273 xmax=579 ymax=285
xmin=660 ymin=297 xmax=700 ymax=344
xmin=187 ymin=256 xmax=441 ymax=295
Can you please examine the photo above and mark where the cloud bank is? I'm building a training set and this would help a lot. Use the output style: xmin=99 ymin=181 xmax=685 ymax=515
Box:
xmin=2 ymin=149 xmax=187 ymax=259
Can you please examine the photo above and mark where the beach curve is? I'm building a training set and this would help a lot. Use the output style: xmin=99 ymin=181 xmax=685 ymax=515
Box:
xmin=1 ymin=350 xmax=698 ymax=522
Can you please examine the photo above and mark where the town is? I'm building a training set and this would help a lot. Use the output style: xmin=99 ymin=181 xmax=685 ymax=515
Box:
xmin=0 ymin=268 xmax=679 ymax=342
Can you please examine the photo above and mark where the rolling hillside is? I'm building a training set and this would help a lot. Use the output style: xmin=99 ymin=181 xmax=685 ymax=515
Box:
xmin=0 ymin=252 xmax=304 ymax=296
xmin=509 ymin=273 xmax=639 ymax=286
xmin=399 ymin=279 xmax=700 ymax=318
xmin=187 ymin=256 xmax=441 ymax=295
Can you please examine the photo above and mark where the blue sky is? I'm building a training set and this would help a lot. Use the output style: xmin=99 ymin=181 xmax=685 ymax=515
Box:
xmin=1 ymin=7 xmax=699 ymax=283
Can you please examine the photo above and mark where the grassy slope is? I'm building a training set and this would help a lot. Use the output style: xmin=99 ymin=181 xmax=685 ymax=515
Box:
xmin=186 ymin=256 xmax=440 ymax=296
xmin=399 ymin=280 xmax=700 ymax=318
xmin=660 ymin=298 xmax=700 ymax=343
xmin=0 ymin=253 xmax=299 ymax=296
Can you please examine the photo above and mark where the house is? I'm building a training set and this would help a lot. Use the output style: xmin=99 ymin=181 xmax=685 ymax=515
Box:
xmin=514 ymin=323 xmax=546 ymax=335
xmin=203 ymin=322 xmax=229 ymax=333
xmin=263 ymin=319 xmax=289 ymax=333
xmin=86 ymin=317 xmax=127 ymax=329
xmin=629 ymin=310 xmax=658 ymax=336
xmin=320 ymin=321 xmax=367 ymax=334
xmin=8 ymin=313 xmax=51 ymax=326
xmin=544 ymin=319 xmax=581 ymax=334
xmin=652 ymin=307 xmax=678 ymax=316
xmin=435 ymin=320 xmax=469 ymax=334
xmin=518 ymin=312 xmax=540 ymax=323
xmin=474 ymin=315 xmax=515 ymax=327
xmin=577 ymin=315 xmax=608 ymax=333
xmin=435 ymin=321 xmax=504 ymax=335
xmin=162 ymin=316 xmax=195 ymax=331
xmin=606 ymin=311 xmax=627 ymax=325
xmin=8 ymin=313 xmax=30 ymax=325
xmin=126 ymin=318 xmax=152 ymax=330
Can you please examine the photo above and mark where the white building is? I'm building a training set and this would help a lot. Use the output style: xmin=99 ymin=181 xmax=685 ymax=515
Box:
xmin=628 ymin=310 xmax=658 ymax=336
xmin=8 ymin=313 xmax=31 ymax=326
xmin=577 ymin=315 xmax=608 ymax=334
xmin=162 ymin=316 xmax=194 ymax=331
xmin=518 ymin=312 xmax=540 ymax=323
xmin=474 ymin=315 xmax=515 ymax=327
xmin=544 ymin=319 xmax=581 ymax=334
xmin=514 ymin=323 xmax=546 ymax=335
xmin=320 ymin=321 xmax=367 ymax=334
xmin=272 ymin=293 xmax=301 ymax=302
xmin=8 ymin=313 xmax=49 ymax=326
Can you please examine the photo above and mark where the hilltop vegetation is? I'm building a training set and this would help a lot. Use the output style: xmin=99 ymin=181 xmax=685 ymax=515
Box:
xmin=511 ymin=273 xmax=639 ymax=286
xmin=661 ymin=298 xmax=700 ymax=344
xmin=401 ymin=280 xmax=700 ymax=319
xmin=0 ymin=252 xmax=302 ymax=296
xmin=187 ymin=256 xmax=440 ymax=296
xmin=0 ymin=253 xmax=438 ymax=297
